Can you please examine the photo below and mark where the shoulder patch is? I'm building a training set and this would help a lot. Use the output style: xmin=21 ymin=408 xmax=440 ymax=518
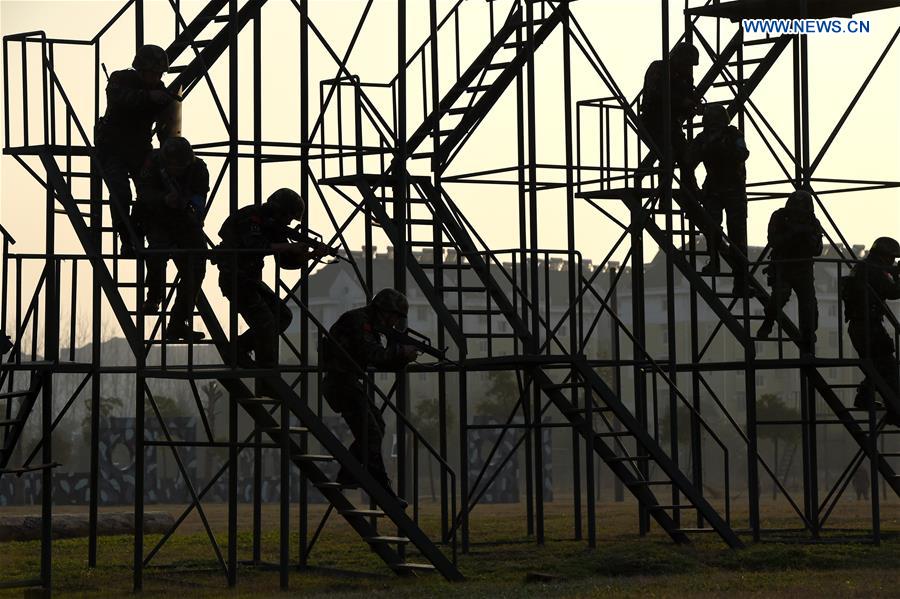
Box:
xmin=362 ymin=323 xmax=373 ymax=333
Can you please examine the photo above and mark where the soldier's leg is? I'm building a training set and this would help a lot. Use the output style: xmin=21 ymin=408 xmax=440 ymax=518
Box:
xmin=759 ymin=264 xmax=792 ymax=338
xmin=848 ymin=320 xmax=876 ymax=407
xmin=99 ymin=153 xmax=134 ymax=246
xmin=793 ymin=265 xmax=818 ymax=348
xmin=169 ymin=221 xmax=207 ymax=325
xmin=725 ymin=194 xmax=749 ymax=293
xmin=701 ymin=191 xmax=724 ymax=274
xmin=142 ymin=216 xmax=170 ymax=309
xmin=248 ymin=283 xmax=289 ymax=368
xmin=870 ymin=324 xmax=900 ymax=410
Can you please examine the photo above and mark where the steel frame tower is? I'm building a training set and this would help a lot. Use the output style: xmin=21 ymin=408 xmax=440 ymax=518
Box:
xmin=1 ymin=0 xmax=899 ymax=593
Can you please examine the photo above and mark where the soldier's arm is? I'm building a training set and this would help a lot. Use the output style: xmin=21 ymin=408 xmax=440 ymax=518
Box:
xmin=135 ymin=164 xmax=168 ymax=206
xmin=106 ymin=71 xmax=156 ymax=111
xmin=359 ymin=323 xmax=408 ymax=369
xmin=767 ymin=213 xmax=791 ymax=250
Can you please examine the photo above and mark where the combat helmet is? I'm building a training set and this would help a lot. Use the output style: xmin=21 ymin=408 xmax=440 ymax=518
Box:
xmin=671 ymin=42 xmax=700 ymax=66
xmin=786 ymin=189 xmax=814 ymax=212
xmin=372 ymin=289 xmax=409 ymax=317
xmin=266 ymin=188 xmax=305 ymax=220
xmin=132 ymin=44 xmax=169 ymax=73
xmin=871 ymin=237 xmax=900 ymax=258
xmin=161 ymin=136 xmax=194 ymax=168
xmin=702 ymin=104 xmax=729 ymax=129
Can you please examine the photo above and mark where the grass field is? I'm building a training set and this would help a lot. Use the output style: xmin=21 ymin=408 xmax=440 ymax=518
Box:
xmin=3 ymin=498 xmax=900 ymax=597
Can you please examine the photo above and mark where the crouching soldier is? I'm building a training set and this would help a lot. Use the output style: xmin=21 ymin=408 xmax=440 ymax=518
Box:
xmin=319 ymin=289 xmax=418 ymax=508
xmin=215 ymin=188 xmax=327 ymax=395
xmin=758 ymin=190 xmax=824 ymax=348
xmin=95 ymin=44 xmax=174 ymax=256
xmin=136 ymin=137 xmax=208 ymax=342
xmin=683 ymin=104 xmax=751 ymax=296
xmin=842 ymin=237 xmax=900 ymax=420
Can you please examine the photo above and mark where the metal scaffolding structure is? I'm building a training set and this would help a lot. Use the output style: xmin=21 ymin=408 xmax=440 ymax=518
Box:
xmin=2 ymin=0 xmax=900 ymax=593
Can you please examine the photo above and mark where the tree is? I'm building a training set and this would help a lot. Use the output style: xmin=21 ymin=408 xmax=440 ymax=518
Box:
xmin=413 ymin=397 xmax=456 ymax=501
xmin=476 ymin=370 xmax=522 ymax=422
xmin=756 ymin=393 xmax=801 ymax=498
xmin=201 ymin=382 xmax=224 ymax=441
xmin=150 ymin=394 xmax=188 ymax=419
xmin=81 ymin=395 xmax=124 ymax=440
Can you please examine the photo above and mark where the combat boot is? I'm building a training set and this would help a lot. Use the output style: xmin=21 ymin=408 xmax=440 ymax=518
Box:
xmin=165 ymin=320 xmax=205 ymax=343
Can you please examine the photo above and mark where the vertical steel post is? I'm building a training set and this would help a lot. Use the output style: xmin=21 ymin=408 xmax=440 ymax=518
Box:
xmin=88 ymin=39 xmax=102 ymax=569
xmin=298 ymin=0 xmax=311 ymax=569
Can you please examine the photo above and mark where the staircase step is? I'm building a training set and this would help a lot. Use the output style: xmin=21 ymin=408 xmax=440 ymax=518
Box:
xmin=673 ymin=527 xmax=719 ymax=533
xmin=728 ymin=58 xmax=765 ymax=66
xmin=236 ymin=396 xmax=281 ymax=406
xmin=627 ymin=479 xmax=672 ymax=487
xmin=291 ymin=454 xmax=333 ymax=462
xmin=314 ymin=481 xmax=359 ymax=490
xmin=392 ymin=562 xmax=436 ymax=572
xmin=711 ymin=80 xmax=741 ymax=88
xmin=441 ymin=286 xmax=486 ymax=293
xmin=0 ymin=390 xmax=31 ymax=400
xmin=466 ymin=85 xmax=493 ymax=93
xmin=649 ymin=504 xmax=693 ymax=510
xmin=447 ymin=107 xmax=470 ymax=116
xmin=0 ymin=419 xmax=25 ymax=427
xmin=744 ymin=36 xmax=782 ymax=46
xmin=259 ymin=426 xmax=308 ymax=436
xmin=607 ymin=455 xmax=652 ymax=463
xmin=484 ymin=62 xmax=512 ymax=71
xmin=365 ymin=536 xmax=410 ymax=544
xmin=340 ymin=509 xmax=387 ymax=517
xmin=168 ymin=65 xmax=188 ymax=74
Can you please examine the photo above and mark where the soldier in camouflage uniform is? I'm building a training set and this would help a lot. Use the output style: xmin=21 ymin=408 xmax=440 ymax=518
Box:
xmin=136 ymin=137 xmax=208 ymax=342
xmin=319 ymin=289 xmax=418 ymax=507
xmin=842 ymin=237 xmax=900 ymax=419
xmin=757 ymin=190 xmax=824 ymax=348
xmin=683 ymin=104 xmax=752 ymax=296
xmin=95 ymin=44 xmax=174 ymax=256
xmin=216 ymin=188 xmax=327 ymax=394
xmin=640 ymin=42 xmax=701 ymax=180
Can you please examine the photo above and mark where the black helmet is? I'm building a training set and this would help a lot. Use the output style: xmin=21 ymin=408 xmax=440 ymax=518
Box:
xmin=786 ymin=189 xmax=814 ymax=212
xmin=266 ymin=188 xmax=305 ymax=220
xmin=672 ymin=42 xmax=700 ymax=66
xmin=871 ymin=237 xmax=900 ymax=258
xmin=161 ymin=136 xmax=194 ymax=168
xmin=372 ymin=289 xmax=409 ymax=317
xmin=132 ymin=44 xmax=169 ymax=73
xmin=702 ymin=104 xmax=729 ymax=129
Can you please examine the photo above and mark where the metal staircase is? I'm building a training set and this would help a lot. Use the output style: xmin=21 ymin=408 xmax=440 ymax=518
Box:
xmin=578 ymin=185 xmax=900 ymax=503
xmin=38 ymin=150 xmax=463 ymax=580
xmin=323 ymin=171 xmax=743 ymax=548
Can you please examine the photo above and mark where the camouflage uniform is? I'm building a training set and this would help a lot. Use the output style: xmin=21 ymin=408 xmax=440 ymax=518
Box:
xmin=135 ymin=150 xmax=209 ymax=326
xmin=215 ymin=204 xmax=295 ymax=373
xmin=320 ymin=305 xmax=412 ymax=486
xmin=683 ymin=124 xmax=750 ymax=291
xmin=760 ymin=193 xmax=823 ymax=346
xmin=843 ymin=259 xmax=900 ymax=410
xmin=95 ymin=69 xmax=170 ymax=246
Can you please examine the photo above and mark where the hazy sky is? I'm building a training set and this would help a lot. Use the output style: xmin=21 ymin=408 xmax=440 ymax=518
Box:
xmin=1 ymin=0 xmax=898 ymax=336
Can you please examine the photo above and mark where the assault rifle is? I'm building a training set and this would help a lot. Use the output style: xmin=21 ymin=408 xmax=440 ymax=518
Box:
xmin=283 ymin=225 xmax=349 ymax=264
xmin=381 ymin=326 xmax=453 ymax=364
